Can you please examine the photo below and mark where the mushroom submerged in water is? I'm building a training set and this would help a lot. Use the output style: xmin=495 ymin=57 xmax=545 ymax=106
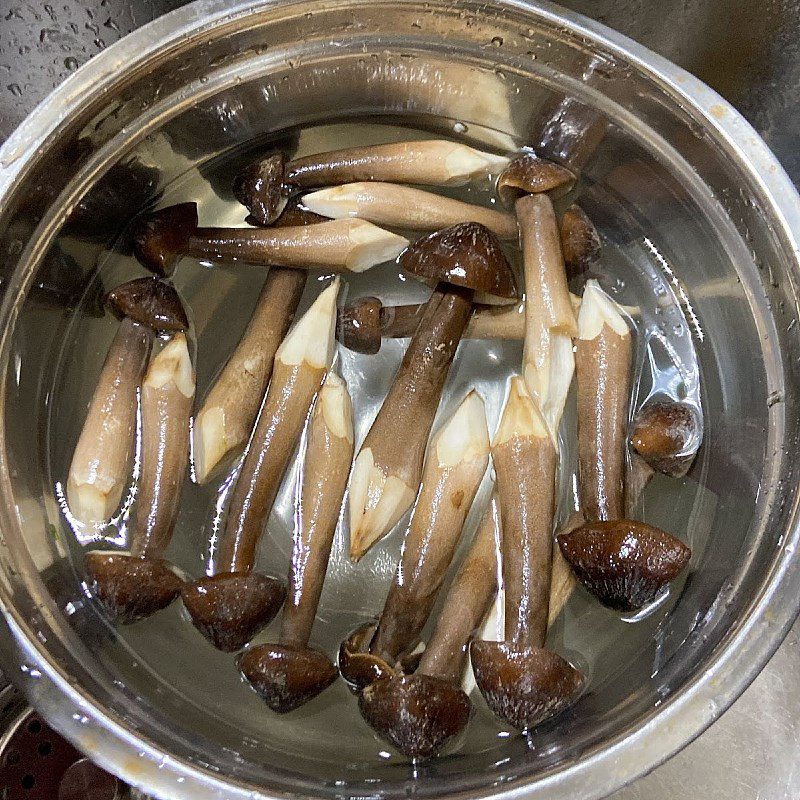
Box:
xmin=302 ymin=182 xmax=518 ymax=239
xmin=496 ymin=152 xmax=576 ymax=206
xmin=133 ymin=201 xmax=407 ymax=276
xmin=240 ymin=372 xmax=354 ymax=712
xmin=471 ymin=378 xmax=583 ymax=731
xmin=558 ymin=280 xmax=693 ymax=611
xmin=360 ymin=494 xmax=500 ymax=759
xmin=348 ymin=223 xmax=516 ymax=560
xmin=182 ymin=280 xmax=340 ymax=652
xmin=67 ymin=278 xmax=188 ymax=528
xmin=86 ymin=332 xmax=195 ymax=623
xmin=283 ymin=140 xmax=510 ymax=188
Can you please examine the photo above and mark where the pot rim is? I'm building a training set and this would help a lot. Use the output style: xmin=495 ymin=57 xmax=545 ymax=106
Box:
xmin=1 ymin=1 xmax=799 ymax=798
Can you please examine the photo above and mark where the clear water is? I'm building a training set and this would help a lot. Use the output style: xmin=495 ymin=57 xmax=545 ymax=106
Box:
xmin=48 ymin=121 xmax=712 ymax=767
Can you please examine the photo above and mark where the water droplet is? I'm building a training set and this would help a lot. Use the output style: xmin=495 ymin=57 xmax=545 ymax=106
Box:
xmin=103 ymin=17 xmax=119 ymax=32
xmin=18 ymin=45 xmax=30 ymax=55
xmin=94 ymin=38 xmax=105 ymax=49
xmin=490 ymin=36 xmax=503 ymax=46
xmin=6 ymin=83 xmax=22 ymax=97
xmin=672 ymin=323 xmax=684 ymax=336
xmin=64 ymin=56 xmax=78 ymax=71
xmin=453 ymin=121 xmax=468 ymax=134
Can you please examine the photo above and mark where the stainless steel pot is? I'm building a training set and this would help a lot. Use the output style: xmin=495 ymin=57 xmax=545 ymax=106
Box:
xmin=1 ymin=1 xmax=799 ymax=798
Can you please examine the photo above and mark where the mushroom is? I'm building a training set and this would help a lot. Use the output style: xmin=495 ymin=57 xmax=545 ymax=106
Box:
xmin=557 ymin=520 xmax=691 ymax=612
xmin=340 ymin=392 xmax=490 ymax=688
xmin=560 ymin=204 xmax=601 ymax=280
xmin=558 ymin=281 xmax=693 ymax=610
xmin=517 ymin=192 xmax=578 ymax=438
xmin=338 ymin=297 xmax=526 ymax=355
xmin=85 ymin=333 xmax=195 ymax=623
xmin=547 ymin=511 xmax=584 ymax=627
xmin=193 ymin=195 xmax=326 ymax=483
xmin=302 ymin=182 xmax=518 ymax=239
xmin=132 ymin=202 xmax=408 ymax=276
xmin=66 ymin=279 xmax=188 ymax=526
xmin=284 ymin=140 xmax=510 ymax=189
xmin=348 ymin=223 xmax=517 ymax=559
xmin=471 ymin=377 xmax=583 ymax=731
xmin=496 ymin=152 xmax=576 ymax=207
xmin=233 ymin=151 xmax=288 ymax=226
xmin=239 ymin=371 xmax=354 ymax=712
xmin=181 ymin=280 xmax=340 ymax=651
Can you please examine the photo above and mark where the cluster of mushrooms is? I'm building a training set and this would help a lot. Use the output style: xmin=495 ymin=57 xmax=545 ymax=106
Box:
xmin=67 ymin=138 xmax=700 ymax=759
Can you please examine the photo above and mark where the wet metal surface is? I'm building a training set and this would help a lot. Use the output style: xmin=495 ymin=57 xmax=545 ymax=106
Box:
xmin=0 ymin=1 xmax=798 ymax=797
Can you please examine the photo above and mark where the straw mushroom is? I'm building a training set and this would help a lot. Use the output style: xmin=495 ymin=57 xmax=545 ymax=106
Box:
xmin=240 ymin=372 xmax=354 ymax=712
xmin=233 ymin=151 xmax=288 ymax=226
xmin=559 ymin=281 xmax=692 ymax=610
xmin=557 ymin=520 xmax=691 ymax=612
xmin=86 ymin=333 xmax=195 ymax=623
xmin=348 ymin=223 xmax=516 ymax=560
xmin=133 ymin=202 xmax=407 ymax=275
xmin=337 ymin=297 xmax=526 ymax=354
xmin=182 ymin=280 xmax=340 ymax=651
xmin=67 ymin=279 xmax=188 ymax=527
xmin=560 ymin=204 xmax=601 ymax=280
xmin=302 ymin=182 xmax=518 ymax=239
xmin=284 ymin=140 xmax=510 ymax=188
xmin=496 ymin=152 xmax=576 ymax=207
xmin=471 ymin=378 xmax=583 ymax=731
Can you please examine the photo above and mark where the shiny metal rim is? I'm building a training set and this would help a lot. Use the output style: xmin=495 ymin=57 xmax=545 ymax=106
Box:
xmin=0 ymin=1 xmax=799 ymax=798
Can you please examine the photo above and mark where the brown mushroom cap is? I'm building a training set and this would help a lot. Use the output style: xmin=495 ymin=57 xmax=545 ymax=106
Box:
xmin=132 ymin=202 xmax=198 ymax=275
xmin=338 ymin=622 xmax=394 ymax=691
xmin=106 ymin=277 xmax=189 ymax=332
xmin=337 ymin=296 xmax=382 ymax=355
xmin=85 ymin=552 xmax=182 ymax=624
xmin=470 ymin=640 xmax=584 ymax=731
xmin=181 ymin=572 xmax=286 ymax=652
xmin=556 ymin=519 xmax=691 ymax=612
xmin=496 ymin=153 xmax=576 ymax=207
xmin=239 ymin=643 xmax=338 ymax=713
xmin=560 ymin=204 xmax=601 ymax=279
xmin=630 ymin=401 xmax=701 ymax=477
xmin=233 ymin=152 xmax=288 ymax=226
xmin=399 ymin=222 xmax=517 ymax=300
xmin=359 ymin=674 xmax=471 ymax=759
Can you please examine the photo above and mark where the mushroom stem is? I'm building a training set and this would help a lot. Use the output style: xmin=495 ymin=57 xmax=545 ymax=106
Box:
xmin=67 ymin=318 xmax=151 ymax=527
xmin=193 ymin=268 xmax=306 ymax=483
xmin=84 ymin=333 xmax=195 ymax=624
xmin=286 ymin=140 xmax=510 ymax=188
xmin=624 ymin=455 xmax=655 ymax=518
xmin=575 ymin=279 xmax=632 ymax=522
xmin=219 ymin=279 xmax=340 ymax=575
xmin=181 ymin=280 xmax=339 ymax=651
xmin=492 ymin=377 xmax=556 ymax=648
xmin=517 ymin=193 xmax=578 ymax=439
xmin=133 ymin=333 xmax=195 ymax=558
xmin=239 ymin=371 xmax=353 ymax=712
xmin=348 ymin=287 xmax=472 ymax=559
xmin=185 ymin=220 xmax=408 ymax=273
xmin=416 ymin=494 xmax=499 ymax=686
xmin=302 ymin=182 xmax=518 ymax=239
xmin=470 ymin=377 xmax=584 ymax=731
xmin=349 ymin=223 xmax=516 ymax=559
xmin=281 ymin=371 xmax=355 ymax=648
xmin=369 ymin=391 xmax=490 ymax=666
xmin=133 ymin=202 xmax=407 ymax=275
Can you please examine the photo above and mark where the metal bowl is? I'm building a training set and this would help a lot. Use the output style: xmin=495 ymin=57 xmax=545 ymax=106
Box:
xmin=1 ymin=1 xmax=799 ymax=798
